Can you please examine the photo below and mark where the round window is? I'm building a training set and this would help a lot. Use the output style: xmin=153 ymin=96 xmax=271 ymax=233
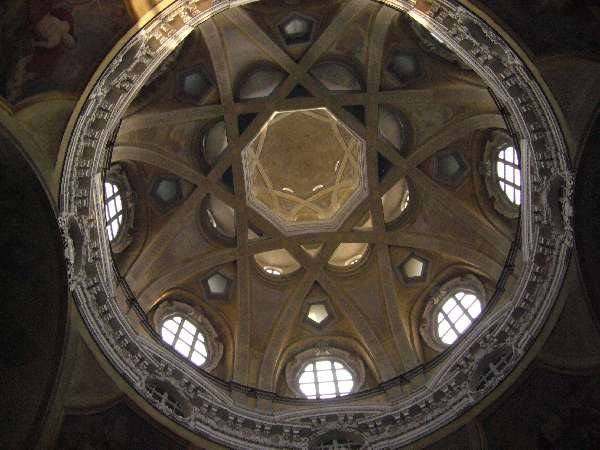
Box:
xmin=496 ymin=144 xmax=522 ymax=206
xmin=161 ymin=315 xmax=208 ymax=367
xmin=437 ymin=291 xmax=483 ymax=345
xmin=298 ymin=359 xmax=355 ymax=399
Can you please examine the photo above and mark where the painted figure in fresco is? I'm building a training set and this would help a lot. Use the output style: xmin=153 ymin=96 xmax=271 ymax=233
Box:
xmin=7 ymin=3 xmax=76 ymax=102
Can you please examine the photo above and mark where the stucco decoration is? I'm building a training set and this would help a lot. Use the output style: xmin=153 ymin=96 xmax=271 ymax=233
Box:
xmin=59 ymin=0 xmax=573 ymax=448
xmin=409 ymin=19 xmax=470 ymax=70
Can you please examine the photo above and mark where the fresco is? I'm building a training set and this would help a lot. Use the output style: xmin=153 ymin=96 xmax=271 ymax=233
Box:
xmin=0 ymin=0 xmax=133 ymax=103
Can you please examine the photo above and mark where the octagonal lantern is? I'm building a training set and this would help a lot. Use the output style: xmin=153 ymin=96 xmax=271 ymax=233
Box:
xmin=242 ymin=108 xmax=368 ymax=235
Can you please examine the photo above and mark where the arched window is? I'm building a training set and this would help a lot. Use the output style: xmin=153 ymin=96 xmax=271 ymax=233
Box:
xmin=496 ymin=145 xmax=521 ymax=206
xmin=483 ymin=131 xmax=521 ymax=218
xmin=298 ymin=359 xmax=354 ymax=399
xmin=161 ymin=315 xmax=208 ymax=366
xmin=103 ymin=164 xmax=134 ymax=252
xmin=104 ymin=181 xmax=124 ymax=241
xmin=437 ymin=291 xmax=482 ymax=345
xmin=420 ymin=275 xmax=486 ymax=351
xmin=264 ymin=266 xmax=282 ymax=276
xmin=153 ymin=302 xmax=223 ymax=371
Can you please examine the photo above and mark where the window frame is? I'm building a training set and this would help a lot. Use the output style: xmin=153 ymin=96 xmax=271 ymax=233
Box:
xmin=286 ymin=347 xmax=365 ymax=400
xmin=420 ymin=274 xmax=487 ymax=352
xmin=103 ymin=164 xmax=135 ymax=253
xmin=483 ymin=130 xmax=521 ymax=219
xmin=153 ymin=301 xmax=223 ymax=372
xmin=496 ymin=145 xmax=522 ymax=206
xmin=160 ymin=314 xmax=209 ymax=367
xmin=104 ymin=180 xmax=124 ymax=242
xmin=435 ymin=290 xmax=483 ymax=345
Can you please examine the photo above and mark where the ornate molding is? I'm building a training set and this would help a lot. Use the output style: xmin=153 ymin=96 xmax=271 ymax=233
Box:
xmin=59 ymin=0 xmax=573 ymax=448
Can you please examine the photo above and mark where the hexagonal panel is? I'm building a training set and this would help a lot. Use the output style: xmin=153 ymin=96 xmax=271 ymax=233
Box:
xmin=151 ymin=177 xmax=182 ymax=207
xmin=242 ymin=108 xmax=368 ymax=235
xmin=278 ymin=13 xmax=315 ymax=46
xmin=176 ymin=66 xmax=213 ymax=103
xmin=397 ymin=253 xmax=429 ymax=284
xmin=201 ymin=271 xmax=233 ymax=300
xmin=434 ymin=149 xmax=468 ymax=186
xmin=386 ymin=51 xmax=421 ymax=84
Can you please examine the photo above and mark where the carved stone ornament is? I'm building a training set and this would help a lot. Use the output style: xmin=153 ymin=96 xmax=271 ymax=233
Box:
xmin=285 ymin=346 xmax=366 ymax=398
xmin=409 ymin=18 xmax=470 ymax=70
xmin=152 ymin=301 xmax=224 ymax=372
xmin=483 ymin=129 xmax=520 ymax=219
xmin=420 ymin=274 xmax=486 ymax=352
xmin=59 ymin=1 xmax=573 ymax=448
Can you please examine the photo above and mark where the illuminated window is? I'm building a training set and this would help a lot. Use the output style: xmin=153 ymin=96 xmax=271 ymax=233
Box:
xmin=437 ymin=291 xmax=482 ymax=345
xmin=264 ymin=266 xmax=282 ymax=276
xmin=400 ymin=189 xmax=410 ymax=212
xmin=345 ymin=255 xmax=362 ymax=266
xmin=307 ymin=303 xmax=330 ymax=325
xmin=161 ymin=315 xmax=208 ymax=366
xmin=104 ymin=181 xmax=124 ymax=241
xmin=298 ymin=359 xmax=354 ymax=399
xmin=496 ymin=145 xmax=521 ymax=205
xmin=328 ymin=242 xmax=369 ymax=269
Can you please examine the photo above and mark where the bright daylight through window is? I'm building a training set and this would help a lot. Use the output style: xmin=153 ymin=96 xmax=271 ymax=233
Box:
xmin=161 ymin=315 xmax=208 ymax=366
xmin=496 ymin=145 xmax=521 ymax=205
xmin=104 ymin=181 xmax=124 ymax=241
xmin=437 ymin=291 xmax=482 ymax=345
xmin=299 ymin=359 xmax=354 ymax=399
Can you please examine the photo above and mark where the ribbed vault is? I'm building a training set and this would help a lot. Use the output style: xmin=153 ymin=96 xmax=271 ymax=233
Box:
xmin=111 ymin=0 xmax=517 ymax=398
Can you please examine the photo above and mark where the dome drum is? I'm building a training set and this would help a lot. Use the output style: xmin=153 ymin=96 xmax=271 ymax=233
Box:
xmin=59 ymin=0 xmax=573 ymax=448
